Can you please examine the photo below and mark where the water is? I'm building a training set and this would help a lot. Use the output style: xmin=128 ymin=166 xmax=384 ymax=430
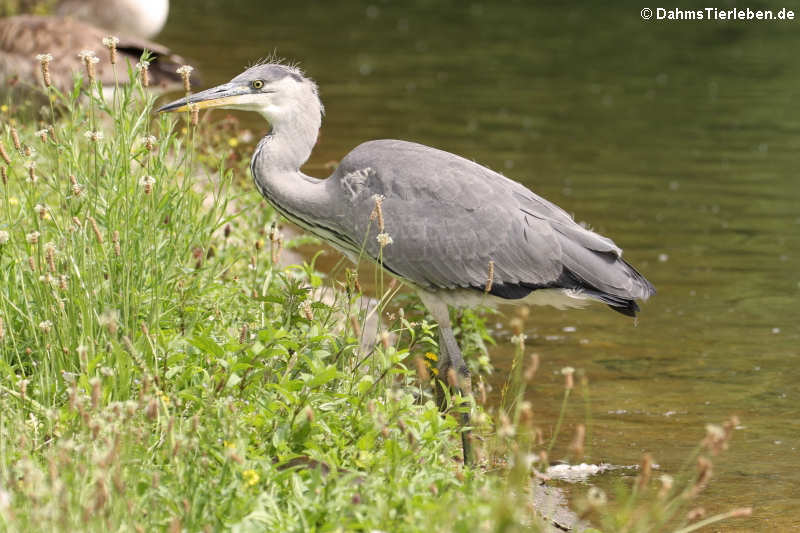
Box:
xmin=162 ymin=1 xmax=799 ymax=528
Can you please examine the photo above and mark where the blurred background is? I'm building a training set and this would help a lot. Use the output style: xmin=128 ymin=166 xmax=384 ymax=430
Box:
xmin=7 ymin=0 xmax=800 ymax=528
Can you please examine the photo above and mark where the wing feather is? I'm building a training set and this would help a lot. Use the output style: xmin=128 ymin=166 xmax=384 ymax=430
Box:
xmin=330 ymin=140 xmax=563 ymax=289
xmin=325 ymin=139 xmax=654 ymax=305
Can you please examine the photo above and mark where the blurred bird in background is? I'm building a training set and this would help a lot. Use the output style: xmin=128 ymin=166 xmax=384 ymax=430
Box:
xmin=0 ymin=0 xmax=192 ymax=92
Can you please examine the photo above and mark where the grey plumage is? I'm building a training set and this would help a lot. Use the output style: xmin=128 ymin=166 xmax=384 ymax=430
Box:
xmin=328 ymin=139 xmax=654 ymax=315
xmin=159 ymin=62 xmax=656 ymax=463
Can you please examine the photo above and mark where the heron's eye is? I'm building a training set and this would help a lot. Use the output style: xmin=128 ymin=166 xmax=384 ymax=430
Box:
xmin=251 ymin=80 xmax=264 ymax=90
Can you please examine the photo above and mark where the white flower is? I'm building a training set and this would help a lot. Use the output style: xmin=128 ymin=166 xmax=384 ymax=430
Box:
xmin=38 ymin=320 xmax=53 ymax=333
xmin=0 ymin=231 xmax=8 ymax=245
xmin=36 ymin=53 xmax=53 ymax=62
xmin=510 ymin=333 xmax=528 ymax=345
xmin=102 ymin=36 xmax=119 ymax=47
xmin=135 ymin=60 xmax=150 ymax=70
xmin=26 ymin=231 xmax=40 ymax=244
xmin=84 ymin=130 xmax=104 ymax=142
xmin=561 ymin=366 xmax=575 ymax=376
xmin=77 ymin=50 xmax=97 ymax=61
xmin=376 ymin=232 xmax=393 ymax=247
xmin=176 ymin=65 xmax=194 ymax=76
xmin=140 ymin=175 xmax=156 ymax=193
xmin=705 ymin=423 xmax=725 ymax=440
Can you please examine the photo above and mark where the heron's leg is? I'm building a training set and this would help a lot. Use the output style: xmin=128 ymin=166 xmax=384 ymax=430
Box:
xmin=418 ymin=291 xmax=473 ymax=464
xmin=439 ymin=326 xmax=472 ymax=394
xmin=417 ymin=292 xmax=454 ymax=409
xmin=439 ymin=324 xmax=473 ymax=465
xmin=434 ymin=327 xmax=453 ymax=411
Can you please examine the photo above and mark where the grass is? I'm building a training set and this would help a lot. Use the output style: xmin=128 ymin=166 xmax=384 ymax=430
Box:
xmin=0 ymin=56 xmax=751 ymax=532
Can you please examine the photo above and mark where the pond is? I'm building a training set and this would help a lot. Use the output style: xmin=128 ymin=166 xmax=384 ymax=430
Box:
xmin=162 ymin=1 xmax=799 ymax=529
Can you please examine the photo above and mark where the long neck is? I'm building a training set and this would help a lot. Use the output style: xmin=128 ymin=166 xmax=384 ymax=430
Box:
xmin=251 ymin=99 xmax=334 ymax=225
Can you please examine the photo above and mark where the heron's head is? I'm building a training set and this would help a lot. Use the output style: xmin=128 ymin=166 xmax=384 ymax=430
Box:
xmin=158 ymin=63 xmax=323 ymax=125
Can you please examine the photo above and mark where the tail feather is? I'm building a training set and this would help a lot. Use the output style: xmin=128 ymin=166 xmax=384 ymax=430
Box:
xmin=484 ymin=260 xmax=654 ymax=317
xmin=558 ymin=256 xmax=654 ymax=317
xmin=480 ymin=221 xmax=655 ymax=317
xmin=578 ymin=287 xmax=641 ymax=317
xmin=557 ymin=231 xmax=655 ymax=301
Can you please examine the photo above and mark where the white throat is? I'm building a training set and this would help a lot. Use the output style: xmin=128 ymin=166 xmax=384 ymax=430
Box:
xmin=246 ymin=75 xmax=330 ymax=229
xmin=252 ymin=78 xmax=323 ymax=173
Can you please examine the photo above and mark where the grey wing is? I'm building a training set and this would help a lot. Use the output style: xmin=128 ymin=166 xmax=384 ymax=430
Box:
xmin=330 ymin=139 xmax=654 ymax=308
xmin=376 ymin=174 xmax=564 ymax=290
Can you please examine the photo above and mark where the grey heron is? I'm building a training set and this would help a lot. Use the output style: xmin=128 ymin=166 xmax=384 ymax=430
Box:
xmin=159 ymin=62 xmax=656 ymax=464
xmin=0 ymin=15 xmax=187 ymax=92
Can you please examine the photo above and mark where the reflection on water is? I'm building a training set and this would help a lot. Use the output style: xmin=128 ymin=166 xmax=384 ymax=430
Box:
xmin=162 ymin=1 xmax=799 ymax=528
